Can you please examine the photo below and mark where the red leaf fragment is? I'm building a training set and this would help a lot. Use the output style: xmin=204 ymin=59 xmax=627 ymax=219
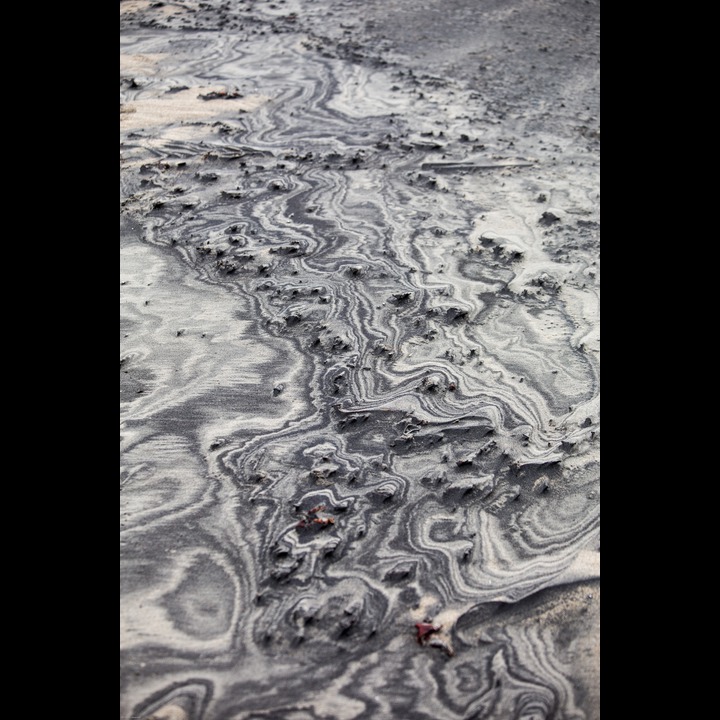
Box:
xmin=296 ymin=504 xmax=335 ymax=530
xmin=415 ymin=622 xmax=442 ymax=644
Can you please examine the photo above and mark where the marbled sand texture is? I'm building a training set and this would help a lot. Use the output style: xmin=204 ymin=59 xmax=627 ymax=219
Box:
xmin=120 ymin=1 xmax=599 ymax=718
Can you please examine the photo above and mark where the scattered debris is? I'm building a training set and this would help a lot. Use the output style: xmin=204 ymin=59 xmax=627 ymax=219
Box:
xmin=198 ymin=90 xmax=244 ymax=100
xmin=296 ymin=504 xmax=335 ymax=529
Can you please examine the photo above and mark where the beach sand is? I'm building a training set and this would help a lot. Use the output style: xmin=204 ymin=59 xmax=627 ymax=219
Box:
xmin=121 ymin=1 xmax=599 ymax=718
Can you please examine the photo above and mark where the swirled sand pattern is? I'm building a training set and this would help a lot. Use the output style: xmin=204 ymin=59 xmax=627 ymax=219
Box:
xmin=121 ymin=2 xmax=599 ymax=718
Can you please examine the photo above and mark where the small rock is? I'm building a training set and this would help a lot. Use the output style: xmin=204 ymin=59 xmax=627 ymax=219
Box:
xmin=539 ymin=211 xmax=561 ymax=225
